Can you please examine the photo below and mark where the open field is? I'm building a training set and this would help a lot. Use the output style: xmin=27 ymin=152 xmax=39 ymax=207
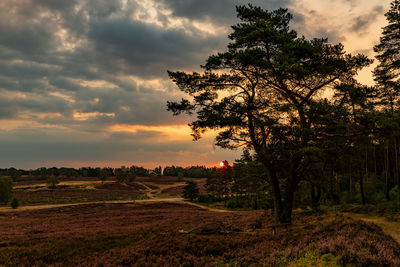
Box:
xmin=7 ymin=176 xmax=207 ymax=206
xmin=12 ymin=182 xmax=147 ymax=205
xmin=3 ymin=176 xmax=400 ymax=266
xmin=0 ymin=202 xmax=399 ymax=266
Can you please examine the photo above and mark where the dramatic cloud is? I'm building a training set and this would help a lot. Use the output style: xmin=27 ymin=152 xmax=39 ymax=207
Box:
xmin=0 ymin=0 xmax=392 ymax=168
xmin=351 ymin=5 xmax=384 ymax=33
xmin=155 ymin=0 xmax=292 ymax=25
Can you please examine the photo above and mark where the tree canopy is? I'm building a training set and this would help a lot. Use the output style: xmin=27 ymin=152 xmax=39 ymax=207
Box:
xmin=167 ymin=5 xmax=371 ymax=224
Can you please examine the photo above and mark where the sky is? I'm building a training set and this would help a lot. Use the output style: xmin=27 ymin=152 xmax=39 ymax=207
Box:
xmin=0 ymin=0 xmax=392 ymax=169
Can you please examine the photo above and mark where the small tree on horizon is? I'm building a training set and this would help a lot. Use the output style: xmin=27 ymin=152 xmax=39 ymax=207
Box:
xmin=0 ymin=177 xmax=13 ymax=204
xmin=183 ymin=181 xmax=199 ymax=201
xmin=177 ymin=172 xmax=184 ymax=182
xmin=46 ymin=176 xmax=59 ymax=189
xmin=10 ymin=197 xmax=19 ymax=209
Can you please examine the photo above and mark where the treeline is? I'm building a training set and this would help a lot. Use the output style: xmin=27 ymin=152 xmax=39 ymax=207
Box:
xmin=202 ymin=137 xmax=400 ymax=211
xmin=0 ymin=166 xmax=149 ymax=180
xmin=198 ymin=157 xmax=270 ymax=210
xmin=0 ymin=165 xmax=213 ymax=181
xmin=163 ymin=165 xmax=213 ymax=178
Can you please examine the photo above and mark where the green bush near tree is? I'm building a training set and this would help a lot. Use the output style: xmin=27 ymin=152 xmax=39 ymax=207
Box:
xmin=0 ymin=177 xmax=13 ymax=204
xmin=46 ymin=176 xmax=59 ymax=189
xmin=10 ymin=198 xmax=19 ymax=209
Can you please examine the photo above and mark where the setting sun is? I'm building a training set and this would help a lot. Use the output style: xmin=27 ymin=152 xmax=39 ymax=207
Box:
xmin=219 ymin=161 xmax=224 ymax=167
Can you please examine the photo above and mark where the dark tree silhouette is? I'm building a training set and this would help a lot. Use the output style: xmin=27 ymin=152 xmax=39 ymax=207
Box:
xmin=167 ymin=5 xmax=371 ymax=224
xmin=183 ymin=180 xmax=199 ymax=201
xmin=0 ymin=177 xmax=13 ymax=204
xmin=374 ymin=0 xmax=400 ymax=113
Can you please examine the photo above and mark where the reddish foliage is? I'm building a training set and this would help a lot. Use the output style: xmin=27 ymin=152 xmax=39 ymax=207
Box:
xmin=136 ymin=176 xmax=179 ymax=184
xmin=197 ymin=182 xmax=207 ymax=194
xmin=141 ymin=183 xmax=159 ymax=190
xmin=15 ymin=176 xmax=100 ymax=186
xmin=124 ymin=182 xmax=147 ymax=190
xmin=13 ymin=183 xmax=144 ymax=205
xmin=94 ymin=182 xmax=139 ymax=190
xmin=161 ymin=186 xmax=183 ymax=196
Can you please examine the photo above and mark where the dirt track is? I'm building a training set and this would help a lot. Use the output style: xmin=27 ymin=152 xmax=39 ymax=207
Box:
xmin=0 ymin=197 xmax=230 ymax=213
xmin=343 ymin=212 xmax=400 ymax=243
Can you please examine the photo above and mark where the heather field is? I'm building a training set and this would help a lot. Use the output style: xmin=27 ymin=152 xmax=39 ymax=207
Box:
xmin=8 ymin=176 xmax=207 ymax=206
xmin=0 ymin=202 xmax=399 ymax=266
xmin=12 ymin=182 xmax=147 ymax=205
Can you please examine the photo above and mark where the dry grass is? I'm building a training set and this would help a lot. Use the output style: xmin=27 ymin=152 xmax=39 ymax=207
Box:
xmin=345 ymin=212 xmax=400 ymax=243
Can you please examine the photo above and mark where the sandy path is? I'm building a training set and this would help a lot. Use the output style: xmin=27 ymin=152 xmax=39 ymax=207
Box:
xmin=14 ymin=180 xmax=113 ymax=189
xmin=343 ymin=212 xmax=400 ymax=244
xmin=0 ymin=198 xmax=230 ymax=213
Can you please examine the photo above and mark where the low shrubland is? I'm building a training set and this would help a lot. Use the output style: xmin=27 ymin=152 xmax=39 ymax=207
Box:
xmin=0 ymin=203 xmax=398 ymax=266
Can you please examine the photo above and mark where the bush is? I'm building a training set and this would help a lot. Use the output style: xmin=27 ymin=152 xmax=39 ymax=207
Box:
xmin=177 ymin=172 xmax=184 ymax=182
xmin=127 ymin=173 xmax=136 ymax=182
xmin=226 ymin=198 xmax=240 ymax=209
xmin=197 ymin=194 xmax=215 ymax=203
xmin=288 ymin=251 xmax=339 ymax=267
xmin=10 ymin=198 xmax=19 ymax=209
xmin=115 ymin=170 xmax=136 ymax=183
xmin=0 ymin=177 xmax=13 ymax=204
xmin=46 ymin=176 xmax=59 ymax=189
xmin=389 ymin=186 xmax=400 ymax=202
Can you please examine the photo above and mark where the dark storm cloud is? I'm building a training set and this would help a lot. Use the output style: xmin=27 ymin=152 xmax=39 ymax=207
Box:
xmin=86 ymin=18 xmax=224 ymax=77
xmin=2 ymin=0 xmax=364 ymax=168
xmin=351 ymin=5 xmax=384 ymax=33
xmin=0 ymin=0 xmax=222 ymax=130
xmin=155 ymin=0 xmax=293 ymax=25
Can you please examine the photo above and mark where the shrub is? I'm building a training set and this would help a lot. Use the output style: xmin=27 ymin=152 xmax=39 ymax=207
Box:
xmin=0 ymin=177 xmax=13 ymax=204
xmin=115 ymin=169 xmax=125 ymax=183
xmin=197 ymin=194 xmax=215 ymax=203
xmin=10 ymin=198 xmax=19 ymax=209
xmin=127 ymin=173 xmax=136 ymax=182
xmin=115 ymin=170 xmax=136 ymax=183
xmin=288 ymin=251 xmax=339 ymax=267
xmin=46 ymin=176 xmax=59 ymax=189
xmin=389 ymin=186 xmax=400 ymax=202
xmin=177 ymin=172 xmax=184 ymax=182
xmin=226 ymin=198 xmax=240 ymax=209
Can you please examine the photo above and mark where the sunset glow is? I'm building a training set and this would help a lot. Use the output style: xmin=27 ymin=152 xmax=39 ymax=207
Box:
xmin=0 ymin=0 xmax=392 ymax=168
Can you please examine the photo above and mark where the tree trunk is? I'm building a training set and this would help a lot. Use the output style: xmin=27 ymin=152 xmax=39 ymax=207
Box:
xmin=359 ymin=171 xmax=366 ymax=205
xmin=280 ymin=170 xmax=300 ymax=224
xmin=385 ymin=145 xmax=391 ymax=200
xmin=395 ymin=138 xmax=399 ymax=186
xmin=311 ymin=183 xmax=321 ymax=211
xmin=267 ymin=168 xmax=284 ymax=224
xmin=261 ymin=159 xmax=295 ymax=224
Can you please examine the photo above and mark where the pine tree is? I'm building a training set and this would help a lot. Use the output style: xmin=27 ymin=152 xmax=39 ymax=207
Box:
xmin=374 ymin=0 xmax=400 ymax=192
xmin=183 ymin=181 xmax=199 ymax=201
xmin=167 ymin=5 xmax=370 ymax=224
xmin=374 ymin=0 xmax=400 ymax=113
